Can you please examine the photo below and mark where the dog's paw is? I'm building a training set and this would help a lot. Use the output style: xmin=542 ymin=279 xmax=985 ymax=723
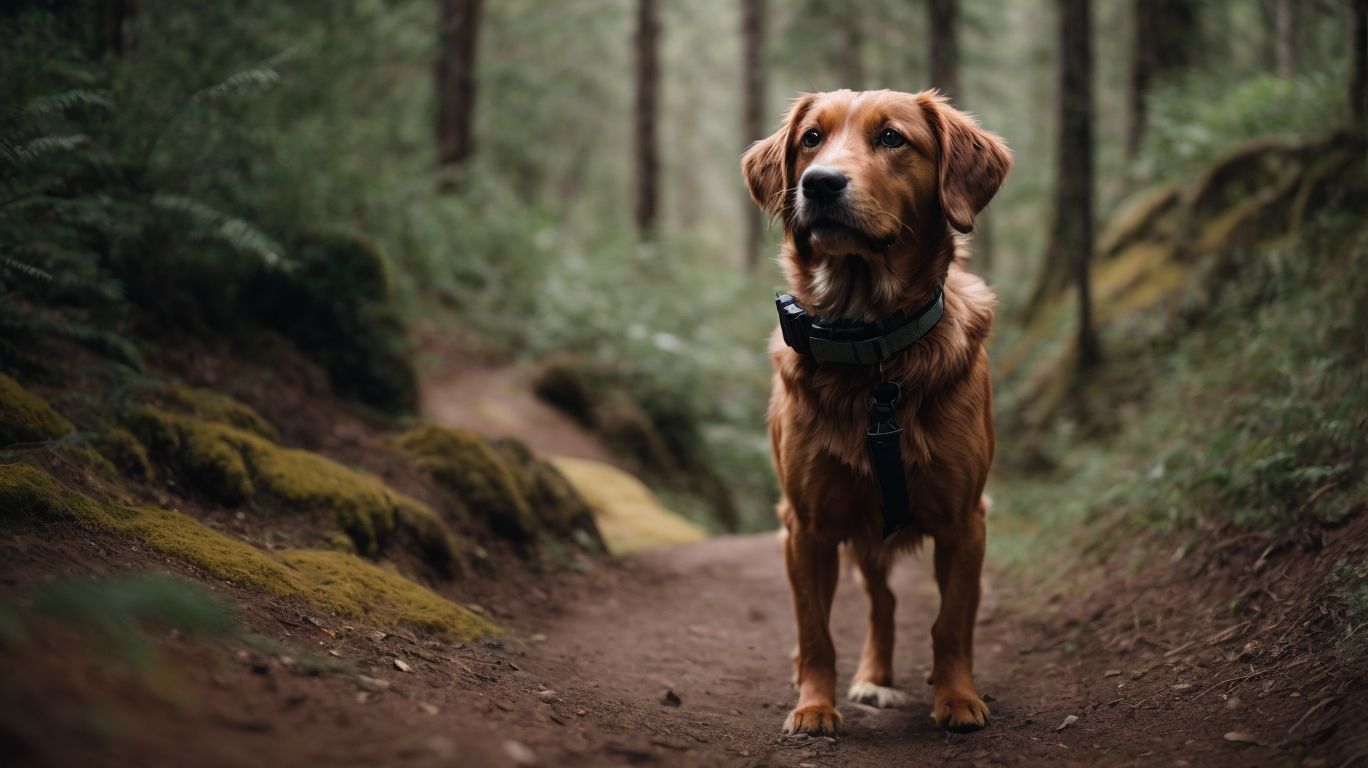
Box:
xmin=782 ymin=704 xmax=842 ymax=736
xmin=932 ymin=692 xmax=990 ymax=733
xmin=846 ymin=681 xmax=913 ymax=709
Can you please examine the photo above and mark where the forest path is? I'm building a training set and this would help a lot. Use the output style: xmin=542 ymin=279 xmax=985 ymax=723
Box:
xmin=416 ymin=366 xmax=1315 ymax=767
xmin=504 ymin=532 xmax=1301 ymax=768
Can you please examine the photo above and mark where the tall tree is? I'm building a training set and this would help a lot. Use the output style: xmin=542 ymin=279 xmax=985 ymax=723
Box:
xmin=634 ymin=0 xmax=661 ymax=237
xmin=742 ymin=0 xmax=768 ymax=270
xmin=98 ymin=0 xmax=136 ymax=58
xmin=836 ymin=12 xmax=863 ymax=89
xmin=435 ymin=0 xmax=483 ymax=173
xmin=1045 ymin=0 xmax=1100 ymax=369
xmin=1354 ymin=0 xmax=1367 ymax=129
xmin=1128 ymin=0 xmax=1198 ymax=157
xmin=1274 ymin=0 xmax=1298 ymax=77
xmin=928 ymin=0 xmax=960 ymax=102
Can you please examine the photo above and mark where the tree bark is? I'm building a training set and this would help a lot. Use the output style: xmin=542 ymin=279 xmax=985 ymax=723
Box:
xmin=1044 ymin=0 xmax=1100 ymax=369
xmin=97 ymin=0 xmax=136 ymax=58
xmin=928 ymin=0 xmax=960 ymax=102
xmin=634 ymin=0 xmax=661 ymax=238
xmin=837 ymin=13 xmax=863 ymax=89
xmin=1352 ymin=0 xmax=1366 ymax=129
xmin=435 ymin=0 xmax=482 ymax=173
xmin=1275 ymin=0 xmax=1298 ymax=78
xmin=1128 ymin=0 xmax=1197 ymax=157
xmin=742 ymin=0 xmax=767 ymax=270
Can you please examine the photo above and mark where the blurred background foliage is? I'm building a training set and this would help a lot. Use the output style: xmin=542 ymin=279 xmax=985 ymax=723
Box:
xmin=1 ymin=0 xmax=1363 ymax=543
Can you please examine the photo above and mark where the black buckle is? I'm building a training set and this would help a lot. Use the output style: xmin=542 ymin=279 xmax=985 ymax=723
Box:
xmin=776 ymin=293 xmax=811 ymax=355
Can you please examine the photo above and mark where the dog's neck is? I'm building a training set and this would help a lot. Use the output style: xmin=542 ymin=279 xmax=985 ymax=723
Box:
xmin=782 ymin=224 xmax=954 ymax=325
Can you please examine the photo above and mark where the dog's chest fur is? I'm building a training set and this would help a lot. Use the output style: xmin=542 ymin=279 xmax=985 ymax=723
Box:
xmin=768 ymin=267 xmax=996 ymax=532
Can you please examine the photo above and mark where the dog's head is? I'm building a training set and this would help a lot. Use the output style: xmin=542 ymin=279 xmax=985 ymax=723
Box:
xmin=742 ymin=90 xmax=1010 ymax=319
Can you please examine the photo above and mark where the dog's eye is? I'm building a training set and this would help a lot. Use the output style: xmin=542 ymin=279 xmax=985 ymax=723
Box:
xmin=877 ymin=128 xmax=906 ymax=148
xmin=801 ymin=129 xmax=822 ymax=149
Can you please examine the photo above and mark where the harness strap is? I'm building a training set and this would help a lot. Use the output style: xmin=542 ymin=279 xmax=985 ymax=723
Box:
xmin=867 ymin=381 xmax=912 ymax=540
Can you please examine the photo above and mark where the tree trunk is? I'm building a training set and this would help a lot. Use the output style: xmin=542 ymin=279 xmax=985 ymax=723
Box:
xmin=928 ymin=0 xmax=960 ymax=102
xmin=1352 ymin=0 xmax=1366 ymax=129
xmin=97 ymin=0 xmax=136 ymax=58
xmin=837 ymin=13 xmax=863 ymax=89
xmin=634 ymin=0 xmax=661 ymax=238
xmin=1128 ymin=0 xmax=1198 ymax=157
xmin=435 ymin=0 xmax=482 ymax=174
xmin=1045 ymin=0 xmax=1100 ymax=369
xmin=742 ymin=0 xmax=768 ymax=271
xmin=1275 ymin=0 xmax=1298 ymax=78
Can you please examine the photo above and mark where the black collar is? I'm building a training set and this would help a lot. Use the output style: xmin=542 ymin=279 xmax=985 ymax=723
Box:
xmin=775 ymin=283 xmax=945 ymax=365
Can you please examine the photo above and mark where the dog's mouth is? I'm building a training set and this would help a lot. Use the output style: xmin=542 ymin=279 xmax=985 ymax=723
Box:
xmin=793 ymin=210 xmax=895 ymax=256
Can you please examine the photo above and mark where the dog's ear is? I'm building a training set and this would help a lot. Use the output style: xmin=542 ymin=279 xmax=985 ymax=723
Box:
xmin=742 ymin=95 xmax=816 ymax=218
xmin=917 ymin=91 xmax=1012 ymax=234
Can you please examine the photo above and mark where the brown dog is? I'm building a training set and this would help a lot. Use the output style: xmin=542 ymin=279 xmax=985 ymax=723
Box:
xmin=741 ymin=89 xmax=1010 ymax=735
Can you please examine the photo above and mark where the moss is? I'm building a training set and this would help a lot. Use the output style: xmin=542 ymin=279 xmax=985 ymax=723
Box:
xmin=131 ymin=406 xmax=255 ymax=504
xmin=98 ymin=428 xmax=154 ymax=481
xmin=550 ymin=457 xmax=705 ymax=556
xmin=0 ymin=373 xmax=73 ymax=447
xmin=280 ymin=550 xmax=495 ymax=638
xmin=130 ymin=408 xmax=460 ymax=570
xmin=492 ymin=437 xmax=604 ymax=549
xmin=0 ymin=465 xmax=491 ymax=640
xmin=395 ymin=425 xmax=538 ymax=543
xmin=166 ymin=386 xmax=277 ymax=440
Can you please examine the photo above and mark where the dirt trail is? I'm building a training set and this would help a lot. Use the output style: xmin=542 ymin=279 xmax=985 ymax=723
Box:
xmin=501 ymin=533 xmax=1317 ymax=768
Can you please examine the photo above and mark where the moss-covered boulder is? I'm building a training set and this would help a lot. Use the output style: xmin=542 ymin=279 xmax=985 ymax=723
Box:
xmin=165 ymin=386 xmax=278 ymax=440
xmin=395 ymin=425 xmax=537 ymax=542
xmin=250 ymin=231 xmax=418 ymax=414
xmin=491 ymin=437 xmax=603 ymax=549
xmin=97 ymin=428 xmax=154 ymax=481
xmin=130 ymin=407 xmax=461 ymax=571
xmin=0 ymin=464 xmax=494 ymax=639
xmin=0 ymin=373 xmax=73 ymax=447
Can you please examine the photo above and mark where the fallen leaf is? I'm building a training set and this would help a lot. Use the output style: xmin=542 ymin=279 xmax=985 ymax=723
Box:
xmin=1056 ymin=715 xmax=1078 ymax=731
xmin=1223 ymin=731 xmax=1260 ymax=746
xmin=1103 ymin=669 xmax=1123 ymax=678
xmin=418 ymin=702 xmax=439 ymax=715
xmin=356 ymin=675 xmax=390 ymax=693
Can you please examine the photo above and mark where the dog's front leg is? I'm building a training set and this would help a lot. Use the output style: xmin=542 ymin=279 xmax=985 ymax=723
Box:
xmin=782 ymin=525 xmax=842 ymax=735
xmin=929 ymin=514 xmax=990 ymax=732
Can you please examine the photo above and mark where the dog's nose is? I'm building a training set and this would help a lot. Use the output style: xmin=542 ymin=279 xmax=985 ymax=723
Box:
xmin=800 ymin=166 xmax=848 ymax=202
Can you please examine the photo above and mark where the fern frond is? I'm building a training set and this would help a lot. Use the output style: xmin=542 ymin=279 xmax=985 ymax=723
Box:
xmin=26 ymin=89 xmax=113 ymax=117
xmin=190 ymin=67 xmax=279 ymax=105
xmin=0 ymin=252 xmax=54 ymax=281
xmin=13 ymin=134 xmax=89 ymax=162
xmin=150 ymin=193 xmax=283 ymax=266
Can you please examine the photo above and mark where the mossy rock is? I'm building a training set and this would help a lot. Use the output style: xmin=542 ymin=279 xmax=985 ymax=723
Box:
xmin=0 ymin=373 xmax=73 ymax=447
xmin=165 ymin=386 xmax=277 ymax=440
xmin=97 ymin=428 xmax=154 ymax=481
xmin=395 ymin=425 xmax=538 ymax=543
xmin=0 ymin=464 xmax=493 ymax=640
xmin=531 ymin=356 xmax=597 ymax=427
xmin=130 ymin=407 xmax=461 ymax=571
xmin=250 ymin=231 xmax=418 ymax=414
xmin=491 ymin=437 xmax=604 ymax=549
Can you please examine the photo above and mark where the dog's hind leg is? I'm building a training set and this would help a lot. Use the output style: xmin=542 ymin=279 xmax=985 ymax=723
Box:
xmin=846 ymin=547 xmax=913 ymax=709
xmin=781 ymin=526 xmax=843 ymax=735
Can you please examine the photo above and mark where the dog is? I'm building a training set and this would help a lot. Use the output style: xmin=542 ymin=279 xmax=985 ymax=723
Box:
xmin=741 ymin=89 xmax=1010 ymax=736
